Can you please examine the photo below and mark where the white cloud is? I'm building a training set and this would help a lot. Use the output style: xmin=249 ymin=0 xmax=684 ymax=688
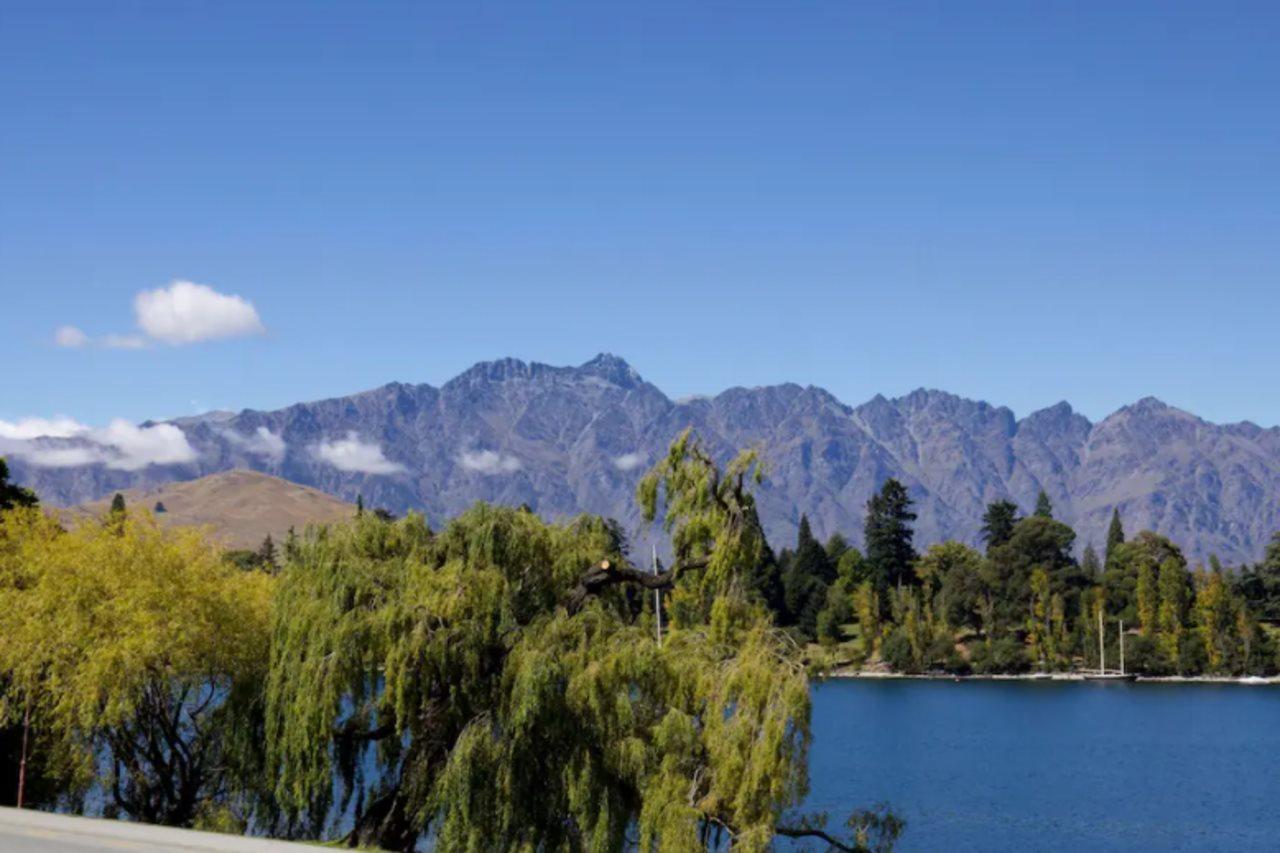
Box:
xmin=612 ymin=452 xmax=645 ymax=472
xmin=0 ymin=418 xmax=198 ymax=470
xmin=134 ymin=280 xmax=265 ymax=345
xmin=93 ymin=420 xmax=199 ymax=470
xmin=54 ymin=326 xmax=89 ymax=348
xmin=102 ymin=333 xmax=149 ymax=350
xmin=459 ymin=449 xmax=522 ymax=475
xmin=312 ymin=433 xmax=404 ymax=474
xmin=0 ymin=416 xmax=90 ymax=440
xmin=4 ymin=445 xmax=104 ymax=468
xmin=220 ymin=426 xmax=286 ymax=463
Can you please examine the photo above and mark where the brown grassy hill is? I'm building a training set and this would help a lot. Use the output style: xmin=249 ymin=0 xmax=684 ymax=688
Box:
xmin=69 ymin=469 xmax=356 ymax=551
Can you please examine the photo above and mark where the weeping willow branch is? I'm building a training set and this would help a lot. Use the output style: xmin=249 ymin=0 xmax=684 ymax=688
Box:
xmin=563 ymin=556 xmax=709 ymax=613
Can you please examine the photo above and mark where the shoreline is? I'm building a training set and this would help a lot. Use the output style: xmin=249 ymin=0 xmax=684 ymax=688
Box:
xmin=821 ymin=669 xmax=1280 ymax=685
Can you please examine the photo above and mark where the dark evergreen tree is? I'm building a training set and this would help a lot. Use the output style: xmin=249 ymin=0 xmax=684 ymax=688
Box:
xmin=258 ymin=534 xmax=277 ymax=570
xmin=110 ymin=493 xmax=126 ymax=516
xmin=864 ymin=479 xmax=918 ymax=591
xmin=153 ymin=501 xmax=167 ymax=514
xmin=1034 ymin=489 xmax=1053 ymax=519
xmin=781 ymin=516 xmax=834 ymax=639
xmin=356 ymin=494 xmax=365 ymax=516
xmin=980 ymin=500 xmax=1019 ymax=552
xmin=0 ymin=458 xmax=38 ymax=511
xmin=824 ymin=533 xmax=850 ymax=565
xmin=1235 ymin=532 xmax=1280 ymax=622
xmin=1105 ymin=508 xmax=1125 ymax=566
xmin=986 ymin=515 xmax=1080 ymax=632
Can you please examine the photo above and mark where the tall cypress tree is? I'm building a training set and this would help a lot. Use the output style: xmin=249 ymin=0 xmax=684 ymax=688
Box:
xmin=980 ymin=500 xmax=1019 ymax=552
xmin=782 ymin=515 xmax=834 ymax=639
xmin=864 ymin=479 xmax=918 ymax=591
xmin=1105 ymin=509 xmax=1125 ymax=566
xmin=1034 ymin=490 xmax=1053 ymax=519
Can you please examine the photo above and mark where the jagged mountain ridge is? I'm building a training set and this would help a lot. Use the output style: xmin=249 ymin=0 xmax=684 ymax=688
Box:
xmin=11 ymin=354 xmax=1280 ymax=565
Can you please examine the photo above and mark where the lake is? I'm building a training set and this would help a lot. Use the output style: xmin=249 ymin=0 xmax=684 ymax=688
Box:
xmin=803 ymin=680 xmax=1280 ymax=852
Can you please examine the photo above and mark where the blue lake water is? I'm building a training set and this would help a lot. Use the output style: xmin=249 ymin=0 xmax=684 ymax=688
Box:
xmin=803 ymin=680 xmax=1280 ymax=852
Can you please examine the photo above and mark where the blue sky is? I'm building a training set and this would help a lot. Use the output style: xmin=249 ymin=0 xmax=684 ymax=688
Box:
xmin=2 ymin=1 xmax=1279 ymax=428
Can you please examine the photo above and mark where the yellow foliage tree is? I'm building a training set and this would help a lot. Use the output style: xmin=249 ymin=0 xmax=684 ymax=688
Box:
xmin=0 ymin=508 xmax=272 ymax=826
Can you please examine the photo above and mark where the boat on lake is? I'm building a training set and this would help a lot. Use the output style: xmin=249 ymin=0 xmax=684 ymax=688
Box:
xmin=1084 ymin=612 xmax=1137 ymax=682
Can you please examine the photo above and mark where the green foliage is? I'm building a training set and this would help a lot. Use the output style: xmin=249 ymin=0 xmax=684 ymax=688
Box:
xmin=1105 ymin=532 xmax=1184 ymax=623
xmin=1236 ymin=532 xmax=1280 ymax=622
xmin=0 ymin=458 xmax=37 ymax=511
xmin=864 ymin=480 xmax=917 ymax=591
xmin=985 ymin=515 xmax=1080 ymax=633
xmin=1105 ymin=509 xmax=1125 ymax=566
xmin=0 ymin=507 xmax=271 ymax=825
xmin=782 ymin=516 xmax=835 ymax=640
xmin=980 ymin=500 xmax=1019 ymax=552
xmin=264 ymin=432 xmax=874 ymax=851
xmin=917 ymin=542 xmax=985 ymax=633
xmin=1033 ymin=490 xmax=1053 ymax=519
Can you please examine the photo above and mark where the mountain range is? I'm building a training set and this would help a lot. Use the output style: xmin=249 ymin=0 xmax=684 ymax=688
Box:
xmin=9 ymin=354 xmax=1280 ymax=566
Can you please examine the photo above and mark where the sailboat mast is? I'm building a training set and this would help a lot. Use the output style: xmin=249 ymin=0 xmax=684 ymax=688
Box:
xmin=1098 ymin=607 xmax=1105 ymax=675
xmin=1119 ymin=619 xmax=1125 ymax=676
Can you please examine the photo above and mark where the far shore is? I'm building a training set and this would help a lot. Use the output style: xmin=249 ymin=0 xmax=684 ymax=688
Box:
xmin=822 ymin=669 xmax=1280 ymax=685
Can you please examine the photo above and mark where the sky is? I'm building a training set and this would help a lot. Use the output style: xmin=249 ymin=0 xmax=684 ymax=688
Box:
xmin=2 ymin=1 xmax=1279 ymax=430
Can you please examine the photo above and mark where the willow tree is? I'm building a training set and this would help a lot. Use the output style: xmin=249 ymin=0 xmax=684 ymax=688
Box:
xmin=0 ymin=507 xmax=272 ymax=826
xmin=265 ymin=431 xmax=898 ymax=852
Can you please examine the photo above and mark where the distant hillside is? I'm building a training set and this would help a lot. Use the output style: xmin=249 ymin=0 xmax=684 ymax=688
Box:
xmin=69 ymin=470 xmax=356 ymax=550
xmin=13 ymin=354 xmax=1280 ymax=566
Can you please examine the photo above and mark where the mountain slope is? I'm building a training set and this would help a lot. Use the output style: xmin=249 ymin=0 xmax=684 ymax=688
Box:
xmin=11 ymin=355 xmax=1280 ymax=565
xmin=66 ymin=470 xmax=356 ymax=550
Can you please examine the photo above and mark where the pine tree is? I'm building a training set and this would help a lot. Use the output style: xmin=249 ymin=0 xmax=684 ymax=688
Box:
xmin=1034 ymin=490 xmax=1053 ymax=519
xmin=1105 ymin=509 xmax=1125 ymax=566
xmin=0 ymin=458 xmax=38 ymax=510
xmin=258 ymin=534 xmax=277 ymax=570
xmin=980 ymin=500 xmax=1019 ymax=552
xmin=107 ymin=493 xmax=127 ymax=533
xmin=153 ymin=501 xmax=167 ymax=514
xmin=782 ymin=515 xmax=834 ymax=639
xmin=356 ymin=494 xmax=365 ymax=516
xmin=864 ymin=479 xmax=918 ymax=591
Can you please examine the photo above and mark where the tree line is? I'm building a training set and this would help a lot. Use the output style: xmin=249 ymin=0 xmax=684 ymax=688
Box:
xmin=760 ymin=480 xmax=1280 ymax=676
xmin=0 ymin=443 xmax=902 ymax=852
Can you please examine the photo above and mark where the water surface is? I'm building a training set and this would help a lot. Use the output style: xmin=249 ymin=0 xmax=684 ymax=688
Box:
xmin=804 ymin=680 xmax=1280 ymax=851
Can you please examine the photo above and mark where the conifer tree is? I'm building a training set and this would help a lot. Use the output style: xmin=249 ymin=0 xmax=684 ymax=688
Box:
xmin=257 ymin=534 xmax=277 ymax=570
xmin=0 ymin=458 xmax=38 ymax=511
xmin=782 ymin=515 xmax=834 ymax=639
xmin=1034 ymin=489 xmax=1053 ymax=519
xmin=1105 ymin=509 xmax=1125 ymax=565
xmin=864 ymin=480 xmax=917 ymax=591
xmin=980 ymin=500 xmax=1019 ymax=552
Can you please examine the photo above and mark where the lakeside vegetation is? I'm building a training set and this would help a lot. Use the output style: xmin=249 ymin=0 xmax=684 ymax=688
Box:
xmin=764 ymin=480 xmax=1280 ymax=678
xmin=0 ymin=442 xmax=902 ymax=852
